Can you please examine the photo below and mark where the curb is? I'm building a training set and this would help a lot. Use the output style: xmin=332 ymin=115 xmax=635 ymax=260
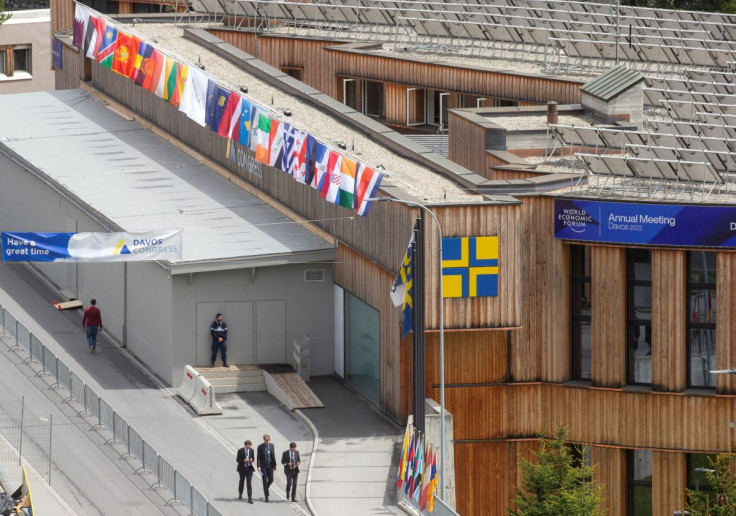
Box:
xmin=294 ymin=408 xmax=320 ymax=516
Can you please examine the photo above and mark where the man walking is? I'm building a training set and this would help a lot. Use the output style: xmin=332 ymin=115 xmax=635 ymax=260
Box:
xmin=210 ymin=312 xmax=228 ymax=367
xmin=256 ymin=434 xmax=276 ymax=502
xmin=281 ymin=442 xmax=301 ymax=502
xmin=236 ymin=439 xmax=255 ymax=503
xmin=82 ymin=298 xmax=102 ymax=353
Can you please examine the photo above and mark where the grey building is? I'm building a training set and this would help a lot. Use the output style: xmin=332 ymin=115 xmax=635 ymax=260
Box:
xmin=0 ymin=88 xmax=336 ymax=385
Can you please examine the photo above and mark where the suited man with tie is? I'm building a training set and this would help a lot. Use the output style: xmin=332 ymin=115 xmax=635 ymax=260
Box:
xmin=280 ymin=442 xmax=301 ymax=502
xmin=256 ymin=434 xmax=277 ymax=502
xmin=236 ymin=440 xmax=255 ymax=503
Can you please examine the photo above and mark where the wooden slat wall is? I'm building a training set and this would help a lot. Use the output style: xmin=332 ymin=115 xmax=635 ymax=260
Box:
xmin=653 ymin=451 xmax=686 ymax=516
xmin=55 ymin=40 xmax=85 ymax=91
xmin=592 ymin=245 xmax=627 ymax=387
xmin=384 ymin=83 xmax=407 ymax=126
xmin=451 ymin=383 xmax=735 ymax=450
xmin=510 ymin=197 xmax=568 ymax=382
xmin=425 ymin=330 xmax=508 ymax=390
xmin=52 ymin=0 xmax=75 ymax=35
xmin=334 ymin=245 xmax=405 ymax=419
xmin=425 ymin=204 xmax=522 ymax=330
xmin=447 ymin=110 xmax=489 ymax=176
xmin=717 ymin=253 xmax=736 ymax=394
xmin=456 ymin=441 xmax=536 ymax=516
xmin=652 ymin=250 xmax=687 ymax=392
xmin=206 ymin=30 xmax=583 ymax=106
xmin=593 ymin=446 xmax=626 ymax=516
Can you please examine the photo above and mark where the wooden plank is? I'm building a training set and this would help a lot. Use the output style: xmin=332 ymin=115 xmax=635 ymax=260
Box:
xmin=55 ymin=299 xmax=83 ymax=310
xmin=269 ymin=372 xmax=324 ymax=408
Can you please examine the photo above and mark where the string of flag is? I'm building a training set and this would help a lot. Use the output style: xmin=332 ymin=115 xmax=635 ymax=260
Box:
xmin=396 ymin=423 xmax=439 ymax=513
xmin=72 ymin=3 xmax=385 ymax=217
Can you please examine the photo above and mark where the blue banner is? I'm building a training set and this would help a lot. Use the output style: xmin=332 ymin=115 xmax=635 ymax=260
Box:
xmin=52 ymin=38 xmax=63 ymax=69
xmin=2 ymin=231 xmax=182 ymax=262
xmin=554 ymin=199 xmax=736 ymax=248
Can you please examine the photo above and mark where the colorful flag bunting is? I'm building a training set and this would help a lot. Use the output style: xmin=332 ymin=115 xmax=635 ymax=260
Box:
xmin=96 ymin=25 xmax=118 ymax=68
xmin=178 ymin=67 xmax=209 ymax=126
xmin=169 ymin=62 xmax=188 ymax=108
xmin=411 ymin=438 xmax=423 ymax=502
xmin=251 ymin=110 xmax=272 ymax=164
xmin=311 ymin=143 xmax=330 ymax=191
xmin=404 ymin=431 xmax=416 ymax=495
xmin=280 ymin=123 xmax=299 ymax=175
xmin=111 ymin=32 xmax=140 ymax=78
xmin=292 ymin=132 xmax=314 ymax=183
xmin=338 ymin=157 xmax=357 ymax=209
xmin=84 ymin=15 xmax=105 ymax=59
xmin=238 ymin=99 xmax=253 ymax=146
xmin=268 ymin=119 xmax=285 ymax=168
xmin=396 ymin=424 xmax=412 ymax=489
xmin=131 ymin=42 xmax=152 ymax=83
xmin=205 ymin=83 xmax=230 ymax=131
xmin=217 ymin=91 xmax=241 ymax=138
xmin=355 ymin=164 xmax=383 ymax=217
xmin=427 ymin=446 xmax=438 ymax=513
xmin=419 ymin=445 xmax=433 ymax=510
xmin=73 ymin=3 xmax=88 ymax=49
xmin=322 ymin=151 xmax=342 ymax=203
xmin=143 ymin=49 xmax=164 ymax=93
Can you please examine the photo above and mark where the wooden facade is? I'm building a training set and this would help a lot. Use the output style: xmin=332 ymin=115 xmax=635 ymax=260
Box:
xmin=51 ymin=7 xmax=736 ymax=514
xmin=209 ymin=29 xmax=583 ymax=128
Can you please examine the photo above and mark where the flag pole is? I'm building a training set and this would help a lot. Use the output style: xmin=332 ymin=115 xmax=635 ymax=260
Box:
xmin=369 ymin=197 xmax=446 ymax=499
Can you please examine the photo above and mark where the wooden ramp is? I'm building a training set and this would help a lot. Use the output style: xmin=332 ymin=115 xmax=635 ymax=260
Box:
xmin=267 ymin=372 xmax=324 ymax=409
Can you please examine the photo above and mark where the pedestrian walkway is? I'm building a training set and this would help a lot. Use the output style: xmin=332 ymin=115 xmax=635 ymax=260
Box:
xmin=0 ymin=262 xmax=405 ymax=516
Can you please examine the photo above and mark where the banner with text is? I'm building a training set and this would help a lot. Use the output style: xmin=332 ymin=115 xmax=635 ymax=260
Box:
xmin=554 ymin=199 xmax=736 ymax=248
xmin=2 ymin=230 xmax=183 ymax=262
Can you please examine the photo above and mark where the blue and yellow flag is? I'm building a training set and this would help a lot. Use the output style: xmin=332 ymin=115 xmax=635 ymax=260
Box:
xmin=390 ymin=233 xmax=414 ymax=338
xmin=442 ymin=236 xmax=499 ymax=298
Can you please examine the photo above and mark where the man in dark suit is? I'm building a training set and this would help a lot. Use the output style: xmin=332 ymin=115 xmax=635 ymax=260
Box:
xmin=256 ymin=434 xmax=277 ymax=502
xmin=280 ymin=442 xmax=301 ymax=502
xmin=236 ymin=440 xmax=255 ymax=503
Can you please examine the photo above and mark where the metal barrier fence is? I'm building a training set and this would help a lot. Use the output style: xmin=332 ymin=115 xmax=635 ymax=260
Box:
xmin=0 ymin=303 xmax=221 ymax=516
xmin=0 ymin=398 xmax=52 ymax=490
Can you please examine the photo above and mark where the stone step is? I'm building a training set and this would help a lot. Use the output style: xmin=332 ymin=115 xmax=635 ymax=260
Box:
xmin=208 ymin=375 xmax=265 ymax=386
xmin=214 ymin=383 xmax=266 ymax=394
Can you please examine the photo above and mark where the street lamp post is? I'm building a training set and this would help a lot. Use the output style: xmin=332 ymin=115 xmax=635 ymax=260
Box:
xmin=368 ymin=197 xmax=447 ymax=498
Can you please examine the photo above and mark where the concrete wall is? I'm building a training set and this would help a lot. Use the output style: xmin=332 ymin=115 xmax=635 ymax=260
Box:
xmin=170 ymin=263 xmax=335 ymax=384
xmin=0 ymin=9 xmax=54 ymax=93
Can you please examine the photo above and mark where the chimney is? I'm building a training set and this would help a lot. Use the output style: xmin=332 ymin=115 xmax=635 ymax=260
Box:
xmin=547 ymin=101 xmax=558 ymax=125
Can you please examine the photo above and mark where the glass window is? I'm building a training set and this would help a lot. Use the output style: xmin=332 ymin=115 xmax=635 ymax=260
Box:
xmin=688 ymin=251 xmax=716 ymax=388
xmin=13 ymin=46 xmax=31 ymax=74
xmin=344 ymin=292 xmax=380 ymax=406
xmin=571 ymin=245 xmax=592 ymax=380
xmin=687 ymin=453 xmax=716 ymax=493
xmin=628 ymin=249 xmax=652 ymax=385
xmin=628 ymin=449 xmax=652 ymax=516
xmin=0 ymin=50 xmax=5 ymax=75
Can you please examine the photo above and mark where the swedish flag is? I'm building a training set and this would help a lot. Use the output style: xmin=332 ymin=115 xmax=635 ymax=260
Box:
xmin=442 ymin=236 xmax=499 ymax=298
xmin=390 ymin=233 xmax=414 ymax=339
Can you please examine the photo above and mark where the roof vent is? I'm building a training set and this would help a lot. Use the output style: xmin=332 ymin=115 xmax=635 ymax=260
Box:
xmin=304 ymin=269 xmax=325 ymax=283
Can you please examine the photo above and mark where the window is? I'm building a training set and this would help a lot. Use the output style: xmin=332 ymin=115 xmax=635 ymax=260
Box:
xmin=571 ymin=245 xmax=592 ymax=380
xmin=13 ymin=46 xmax=31 ymax=73
xmin=0 ymin=45 xmax=31 ymax=78
xmin=627 ymin=249 xmax=652 ymax=385
xmin=627 ymin=450 xmax=652 ymax=516
xmin=280 ymin=66 xmax=303 ymax=81
xmin=687 ymin=453 xmax=716 ymax=494
xmin=688 ymin=251 xmax=716 ymax=388
xmin=344 ymin=292 xmax=380 ymax=406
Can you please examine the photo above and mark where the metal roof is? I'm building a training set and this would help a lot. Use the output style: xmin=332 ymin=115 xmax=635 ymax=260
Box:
xmin=0 ymin=89 xmax=335 ymax=273
xmin=580 ymin=66 xmax=645 ymax=102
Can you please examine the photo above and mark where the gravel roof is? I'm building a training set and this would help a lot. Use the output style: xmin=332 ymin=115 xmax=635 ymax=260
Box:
xmin=130 ymin=22 xmax=484 ymax=204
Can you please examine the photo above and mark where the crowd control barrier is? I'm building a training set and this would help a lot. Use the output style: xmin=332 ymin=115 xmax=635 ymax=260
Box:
xmin=176 ymin=366 xmax=201 ymax=403
xmin=190 ymin=376 xmax=222 ymax=416
xmin=0 ymin=302 xmax=222 ymax=516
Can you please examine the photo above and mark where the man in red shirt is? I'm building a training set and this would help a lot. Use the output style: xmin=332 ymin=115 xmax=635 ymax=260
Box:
xmin=82 ymin=298 xmax=103 ymax=353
